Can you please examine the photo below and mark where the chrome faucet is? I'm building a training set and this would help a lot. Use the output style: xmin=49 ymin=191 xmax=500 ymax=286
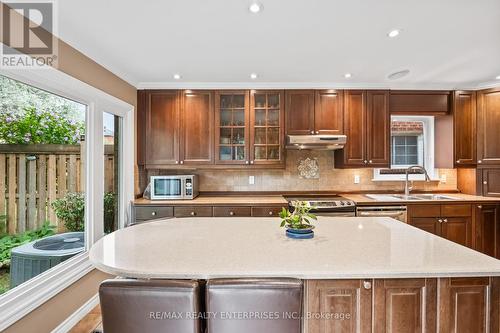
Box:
xmin=404 ymin=165 xmax=431 ymax=196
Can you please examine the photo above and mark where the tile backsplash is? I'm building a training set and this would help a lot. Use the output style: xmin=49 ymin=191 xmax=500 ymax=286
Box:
xmin=142 ymin=150 xmax=457 ymax=193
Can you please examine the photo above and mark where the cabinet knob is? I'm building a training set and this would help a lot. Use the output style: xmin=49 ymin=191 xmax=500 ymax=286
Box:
xmin=250 ymin=161 xmax=254 ymax=164
xmin=229 ymin=211 xmax=235 ymax=216
xmin=478 ymin=205 xmax=482 ymax=209
xmin=315 ymin=131 xmax=319 ymax=134
xmin=180 ymin=161 xmax=184 ymax=164
xmin=456 ymin=160 xmax=460 ymax=163
xmin=190 ymin=211 xmax=196 ymax=216
xmin=438 ymin=219 xmax=443 ymax=223
xmin=310 ymin=130 xmax=314 ymax=134
xmin=363 ymin=280 xmax=372 ymax=290
xmin=478 ymin=160 xmax=482 ymax=163
xmin=484 ymin=181 xmax=488 ymax=185
xmin=364 ymin=160 xmax=368 ymax=164
xmin=269 ymin=211 xmax=274 ymax=215
xmin=175 ymin=161 xmax=179 ymax=164
xmin=151 ymin=211 xmax=157 ymax=216
xmin=443 ymin=218 xmax=448 ymax=223
xmin=245 ymin=161 xmax=249 ymax=164
xmin=369 ymin=160 xmax=373 ymax=164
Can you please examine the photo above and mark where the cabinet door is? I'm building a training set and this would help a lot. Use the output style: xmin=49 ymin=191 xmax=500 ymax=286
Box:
xmin=341 ymin=90 xmax=367 ymax=166
xmin=250 ymin=90 xmax=285 ymax=165
xmin=409 ymin=217 xmax=440 ymax=235
xmin=180 ymin=90 xmax=214 ymax=165
xmin=366 ymin=90 xmax=390 ymax=167
xmin=475 ymin=204 xmax=500 ymax=258
xmin=306 ymin=280 xmax=372 ymax=333
xmin=440 ymin=216 xmax=472 ymax=247
xmin=481 ymin=168 xmax=500 ymax=197
xmin=314 ymin=90 xmax=344 ymax=135
xmin=373 ymin=279 xmax=437 ymax=333
xmin=454 ymin=91 xmax=477 ymax=167
xmin=215 ymin=91 xmax=250 ymax=164
xmin=145 ymin=91 xmax=180 ymax=165
xmin=285 ymin=90 xmax=315 ymax=135
xmin=477 ymin=88 xmax=500 ymax=165
xmin=438 ymin=277 xmax=490 ymax=333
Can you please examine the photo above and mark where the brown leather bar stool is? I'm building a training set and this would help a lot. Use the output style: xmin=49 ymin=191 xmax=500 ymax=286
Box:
xmin=206 ymin=278 xmax=303 ymax=333
xmin=99 ymin=279 xmax=201 ymax=333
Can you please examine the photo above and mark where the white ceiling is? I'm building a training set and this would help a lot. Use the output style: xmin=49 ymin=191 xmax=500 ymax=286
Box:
xmin=56 ymin=0 xmax=500 ymax=89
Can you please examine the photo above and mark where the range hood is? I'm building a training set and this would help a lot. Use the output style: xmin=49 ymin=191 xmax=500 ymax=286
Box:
xmin=286 ymin=134 xmax=347 ymax=150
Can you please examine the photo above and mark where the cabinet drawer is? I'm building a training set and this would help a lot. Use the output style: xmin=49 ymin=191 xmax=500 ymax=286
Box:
xmin=213 ymin=206 xmax=251 ymax=217
xmin=134 ymin=206 xmax=173 ymax=220
xmin=441 ymin=204 xmax=471 ymax=217
xmin=408 ymin=205 xmax=441 ymax=218
xmin=251 ymin=206 xmax=284 ymax=217
xmin=174 ymin=206 xmax=213 ymax=217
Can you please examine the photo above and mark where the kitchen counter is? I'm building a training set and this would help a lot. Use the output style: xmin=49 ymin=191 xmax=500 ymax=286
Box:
xmin=343 ymin=192 xmax=500 ymax=205
xmin=90 ymin=216 xmax=500 ymax=279
xmin=134 ymin=195 xmax=288 ymax=206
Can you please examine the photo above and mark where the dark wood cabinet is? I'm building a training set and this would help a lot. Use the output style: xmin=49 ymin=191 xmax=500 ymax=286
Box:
xmin=180 ymin=90 xmax=214 ymax=165
xmin=285 ymin=90 xmax=315 ymax=135
xmin=250 ymin=90 xmax=285 ymax=166
xmin=336 ymin=90 xmax=390 ymax=168
xmin=145 ymin=90 xmax=180 ymax=166
xmin=475 ymin=203 xmax=500 ymax=258
xmin=214 ymin=91 xmax=250 ymax=165
xmin=454 ymin=91 xmax=477 ymax=167
xmin=390 ymin=90 xmax=451 ymax=115
xmin=480 ymin=168 xmax=500 ymax=197
xmin=408 ymin=204 xmax=473 ymax=248
xmin=477 ymin=88 xmax=500 ymax=165
xmin=314 ymin=90 xmax=344 ymax=135
xmin=306 ymin=279 xmax=372 ymax=333
xmin=373 ymin=279 xmax=436 ymax=332
xmin=213 ymin=206 xmax=251 ymax=217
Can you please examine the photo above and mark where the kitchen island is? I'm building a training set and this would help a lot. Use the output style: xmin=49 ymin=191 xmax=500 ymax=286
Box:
xmin=90 ymin=217 xmax=500 ymax=332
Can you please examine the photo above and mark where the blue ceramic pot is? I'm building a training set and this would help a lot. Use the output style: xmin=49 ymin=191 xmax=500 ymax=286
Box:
xmin=285 ymin=226 xmax=315 ymax=239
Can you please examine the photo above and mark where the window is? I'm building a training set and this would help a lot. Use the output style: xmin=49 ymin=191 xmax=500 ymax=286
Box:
xmin=0 ymin=65 xmax=134 ymax=330
xmin=373 ymin=116 xmax=436 ymax=181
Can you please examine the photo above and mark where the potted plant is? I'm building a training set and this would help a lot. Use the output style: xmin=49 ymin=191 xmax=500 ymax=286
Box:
xmin=279 ymin=201 xmax=317 ymax=239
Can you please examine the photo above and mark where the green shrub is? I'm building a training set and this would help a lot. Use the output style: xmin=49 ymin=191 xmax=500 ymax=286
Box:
xmin=0 ymin=222 xmax=55 ymax=269
xmin=52 ymin=192 xmax=116 ymax=233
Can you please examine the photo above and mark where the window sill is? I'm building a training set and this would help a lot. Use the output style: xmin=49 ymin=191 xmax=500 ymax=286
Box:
xmin=0 ymin=252 xmax=93 ymax=331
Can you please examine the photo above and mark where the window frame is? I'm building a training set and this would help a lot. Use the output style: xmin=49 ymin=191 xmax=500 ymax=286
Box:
xmin=373 ymin=116 xmax=438 ymax=181
xmin=0 ymin=62 xmax=134 ymax=330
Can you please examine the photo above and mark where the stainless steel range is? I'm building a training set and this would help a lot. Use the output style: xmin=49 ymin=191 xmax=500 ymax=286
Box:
xmin=286 ymin=196 xmax=356 ymax=217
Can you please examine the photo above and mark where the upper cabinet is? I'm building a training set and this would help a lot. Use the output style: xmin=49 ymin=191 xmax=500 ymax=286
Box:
xmin=215 ymin=91 xmax=250 ymax=165
xmin=390 ymin=91 xmax=451 ymax=115
xmin=250 ymin=90 xmax=285 ymax=166
xmin=285 ymin=90 xmax=315 ymax=135
xmin=477 ymin=88 xmax=500 ymax=165
xmin=335 ymin=90 xmax=390 ymax=168
xmin=285 ymin=90 xmax=343 ymax=135
xmin=454 ymin=91 xmax=477 ymax=167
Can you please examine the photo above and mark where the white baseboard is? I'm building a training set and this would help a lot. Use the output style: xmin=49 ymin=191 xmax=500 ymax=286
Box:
xmin=51 ymin=293 xmax=99 ymax=333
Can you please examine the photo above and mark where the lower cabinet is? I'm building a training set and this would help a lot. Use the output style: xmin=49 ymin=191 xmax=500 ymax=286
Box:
xmin=306 ymin=277 xmax=500 ymax=333
xmin=475 ymin=203 xmax=500 ymax=258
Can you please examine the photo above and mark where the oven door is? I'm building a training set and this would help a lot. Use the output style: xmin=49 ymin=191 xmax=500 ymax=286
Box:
xmin=150 ymin=177 xmax=184 ymax=199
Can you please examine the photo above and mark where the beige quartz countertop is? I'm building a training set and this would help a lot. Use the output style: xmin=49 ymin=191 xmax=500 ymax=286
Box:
xmin=134 ymin=196 xmax=288 ymax=206
xmin=343 ymin=193 xmax=500 ymax=205
xmin=90 ymin=217 xmax=500 ymax=279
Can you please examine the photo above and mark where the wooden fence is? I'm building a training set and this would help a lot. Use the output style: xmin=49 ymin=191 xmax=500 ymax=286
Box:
xmin=0 ymin=144 xmax=115 ymax=235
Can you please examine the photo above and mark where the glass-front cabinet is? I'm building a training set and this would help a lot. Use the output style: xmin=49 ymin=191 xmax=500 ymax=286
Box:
xmin=250 ymin=90 xmax=284 ymax=165
xmin=215 ymin=91 xmax=250 ymax=164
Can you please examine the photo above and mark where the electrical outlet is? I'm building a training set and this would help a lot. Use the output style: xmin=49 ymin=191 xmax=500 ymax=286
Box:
xmin=440 ymin=174 xmax=447 ymax=184
xmin=354 ymin=175 xmax=360 ymax=184
xmin=249 ymin=176 xmax=255 ymax=185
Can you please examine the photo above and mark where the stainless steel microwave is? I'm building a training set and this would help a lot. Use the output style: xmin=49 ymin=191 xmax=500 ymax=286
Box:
xmin=150 ymin=175 xmax=199 ymax=200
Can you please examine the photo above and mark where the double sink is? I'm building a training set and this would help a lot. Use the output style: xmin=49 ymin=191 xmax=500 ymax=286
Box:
xmin=365 ymin=193 xmax=459 ymax=201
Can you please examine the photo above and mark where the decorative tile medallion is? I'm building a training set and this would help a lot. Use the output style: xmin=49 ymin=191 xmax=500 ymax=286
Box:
xmin=297 ymin=157 xmax=319 ymax=179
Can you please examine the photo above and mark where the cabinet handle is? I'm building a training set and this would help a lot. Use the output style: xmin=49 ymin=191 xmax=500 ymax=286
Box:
xmin=369 ymin=160 xmax=373 ymax=164
xmin=478 ymin=160 xmax=482 ymax=163
xmin=363 ymin=280 xmax=372 ymax=290
xmin=229 ymin=211 xmax=235 ymax=216
xmin=310 ymin=130 xmax=314 ymax=134
xmin=245 ymin=161 xmax=249 ymax=164
xmin=190 ymin=211 xmax=196 ymax=216
xmin=478 ymin=205 xmax=482 ymax=209
xmin=269 ymin=211 xmax=274 ymax=215
xmin=456 ymin=160 xmax=460 ymax=163
xmin=315 ymin=131 xmax=319 ymax=134
xmin=364 ymin=160 xmax=368 ymax=164
xmin=151 ymin=211 xmax=157 ymax=216
xmin=438 ymin=219 xmax=443 ymax=223
xmin=250 ymin=161 xmax=254 ymax=164
xmin=175 ymin=161 xmax=179 ymax=164
xmin=443 ymin=218 xmax=448 ymax=223
xmin=180 ymin=161 xmax=184 ymax=164
xmin=484 ymin=181 xmax=488 ymax=185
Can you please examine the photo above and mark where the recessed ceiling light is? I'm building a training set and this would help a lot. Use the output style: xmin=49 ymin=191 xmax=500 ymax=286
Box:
xmin=249 ymin=2 xmax=262 ymax=13
xmin=344 ymin=73 xmax=352 ymax=79
xmin=173 ymin=74 xmax=181 ymax=80
xmin=388 ymin=69 xmax=410 ymax=80
xmin=250 ymin=73 xmax=258 ymax=79
xmin=387 ymin=29 xmax=400 ymax=38
xmin=496 ymin=75 xmax=500 ymax=80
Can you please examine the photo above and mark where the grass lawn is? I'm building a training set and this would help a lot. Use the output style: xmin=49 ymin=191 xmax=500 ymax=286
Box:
xmin=0 ymin=269 xmax=10 ymax=295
